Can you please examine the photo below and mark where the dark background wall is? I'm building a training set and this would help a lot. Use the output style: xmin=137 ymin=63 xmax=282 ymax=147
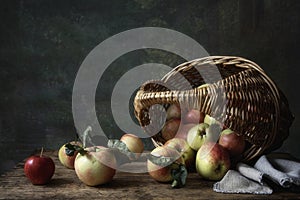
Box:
xmin=0 ymin=0 xmax=299 ymax=174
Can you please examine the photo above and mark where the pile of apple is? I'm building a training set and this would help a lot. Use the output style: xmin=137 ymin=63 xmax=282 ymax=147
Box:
xmin=23 ymin=104 xmax=246 ymax=188
xmin=156 ymin=103 xmax=246 ymax=181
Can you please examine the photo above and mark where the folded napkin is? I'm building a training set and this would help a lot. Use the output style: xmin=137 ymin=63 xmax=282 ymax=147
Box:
xmin=254 ymin=153 xmax=300 ymax=188
xmin=213 ymin=170 xmax=273 ymax=194
xmin=213 ymin=153 xmax=300 ymax=194
xmin=236 ymin=162 xmax=264 ymax=184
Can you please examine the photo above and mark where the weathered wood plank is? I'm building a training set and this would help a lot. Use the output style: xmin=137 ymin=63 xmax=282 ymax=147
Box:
xmin=0 ymin=150 xmax=299 ymax=200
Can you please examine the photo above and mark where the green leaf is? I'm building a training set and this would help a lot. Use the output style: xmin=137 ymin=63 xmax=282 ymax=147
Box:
xmin=147 ymin=154 xmax=174 ymax=167
xmin=171 ymin=163 xmax=188 ymax=188
xmin=107 ymin=139 xmax=136 ymax=160
xmin=65 ymin=143 xmax=87 ymax=156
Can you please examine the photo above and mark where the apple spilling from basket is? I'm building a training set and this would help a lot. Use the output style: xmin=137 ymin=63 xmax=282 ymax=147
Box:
xmin=158 ymin=103 xmax=246 ymax=181
xmin=24 ymin=104 xmax=246 ymax=188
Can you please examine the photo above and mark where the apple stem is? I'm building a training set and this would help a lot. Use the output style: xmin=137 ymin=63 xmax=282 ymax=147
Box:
xmin=40 ymin=147 xmax=44 ymax=157
xmin=82 ymin=126 xmax=92 ymax=148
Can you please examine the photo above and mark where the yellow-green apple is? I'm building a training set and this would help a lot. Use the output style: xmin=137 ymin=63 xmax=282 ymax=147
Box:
xmin=161 ymin=119 xmax=181 ymax=141
xmin=147 ymin=146 xmax=185 ymax=182
xmin=58 ymin=141 xmax=82 ymax=169
xmin=183 ymin=109 xmax=205 ymax=124
xmin=175 ymin=123 xmax=197 ymax=140
xmin=219 ymin=128 xmax=245 ymax=157
xmin=120 ymin=133 xmax=144 ymax=160
xmin=166 ymin=104 xmax=181 ymax=120
xmin=204 ymin=114 xmax=218 ymax=126
xmin=74 ymin=146 xmax=116 ymax=186
xmin=24 ymin=148 xmax=55 ymax=185
xmin=204 ymin=114 xmax=223 ymax=127
xmin=164 ymin=138 xmax=195 ymax=169
xmin=186 ymin=123 xmax=209 ymax=151
xmin=196 ymin=142 xmax=230 ymax=181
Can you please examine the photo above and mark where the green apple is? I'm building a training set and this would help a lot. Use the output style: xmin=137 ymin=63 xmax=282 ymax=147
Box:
xmin=74 ymin=146 xmax=117 ymax=186
xmin=204 ymin=114 xmax=218 ymax=126
xmin=186 ymin=123 xmax=209 ymax=151
xmin=196 ymin=142 xmax=230 ymax=181
xmin=204 ymin=114 xmax=226 ymax=129
xmin=58 ymin=141 xmax=82 ymax=169
xmin=164 ymin=138 xmax=196 ymax=170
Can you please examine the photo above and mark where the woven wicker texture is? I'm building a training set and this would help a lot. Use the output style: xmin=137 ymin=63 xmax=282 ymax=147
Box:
xmin=134 ymin=56 xmax=294 ymax=161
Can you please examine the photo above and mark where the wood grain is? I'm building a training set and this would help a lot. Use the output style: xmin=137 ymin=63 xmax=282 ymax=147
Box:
xmin=0 ymin=150 xmax=299 ymax=200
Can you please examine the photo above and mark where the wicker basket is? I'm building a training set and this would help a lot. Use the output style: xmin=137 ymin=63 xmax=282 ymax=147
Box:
xmin=134 ymin=56 xmax=294 ymax=162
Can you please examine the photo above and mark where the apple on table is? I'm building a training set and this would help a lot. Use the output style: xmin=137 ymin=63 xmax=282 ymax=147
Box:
xmin=58 ymin=141 xmax=82 ymax=169
xmin=74 ymin=146 xmax=117 ymax=186
xmin=24 ymin=148 xmax=55 ymax=185
xmin=120 ymin=133 xmax=144 ymax=161
xmin=147 ymin=146 xmax=185 ymax=183
xmin=195 ymin=142 xmax=230 ymax=181
xmin=164 ymin=138 xmax=196 ymax=170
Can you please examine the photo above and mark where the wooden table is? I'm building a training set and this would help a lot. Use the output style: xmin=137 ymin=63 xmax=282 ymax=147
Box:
xmin=0 ymin=150 xmax=299 ymax=200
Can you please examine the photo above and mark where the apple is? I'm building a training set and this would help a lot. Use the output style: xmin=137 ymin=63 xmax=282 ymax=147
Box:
xmin=204 ymin=114 xmax=218 ymax=125
xmin=219 ymin=128 xmax=245 ymax=157
xmin=147 ymin=146 xmax=185 ymax=182
xmin=166 ymin=104 xmax=181 ymax=120
xmin=24 ymin=148 xmax=55 ymax=185
xmin=204 ymin=114 xmax=226 ymax=126
xmin=120 ymin=133 xmax=144 ymax=160
xmin=58 ymin=141 xmax=82 ymax=169
xmin=186 ymin=123 xmax=209 ymax=151
xmin=175 ymin=123 xmax=197 ymax=140
xmin=74 ymin=146 xmax=117 ymax=186
xmin=204 ymin=114 xmax=227 ymax=129
xmin=161 ymin=119 xmax=181 ymax=141
xmin=164 ymin=138 xmax=195 ymax=169
xmin=183 ymin=109 xmax=205 ymax=124
xmin=196 ymin=142 xmax=230 ymax=181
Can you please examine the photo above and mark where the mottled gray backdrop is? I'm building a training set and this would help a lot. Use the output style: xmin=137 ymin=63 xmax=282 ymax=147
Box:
xmin=0 ymin=0 xmax=299 ymax=173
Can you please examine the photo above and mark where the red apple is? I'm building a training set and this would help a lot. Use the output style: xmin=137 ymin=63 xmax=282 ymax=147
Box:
xmin=161 ymin=119 xmax=181 ymax=141
xmin=175 ymin=123 xmax=197 ymax=140
xmin=58 ymin=141 xmax=82 ymax=169
xmin=166 ymin=104 xmax=181 ymax=120
xmin=218 ymin=128 xmax=245 ymax=157
xmin=164 ymin=138 xmax=195 ymax=169
xmin=74 ymin=146 xmax=116 ymax=186
xmin=183 ymin=109 xmax=205 ymax=124
xmin=24 ymin=148 xmax=55 ymax=185
xmin=120 ymin=133 xmax=144 ymax=160
xmin=196 ymin=142 xmax=230 ymax=181
xmin=147 ymin=146 xmax=185 ymax=182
